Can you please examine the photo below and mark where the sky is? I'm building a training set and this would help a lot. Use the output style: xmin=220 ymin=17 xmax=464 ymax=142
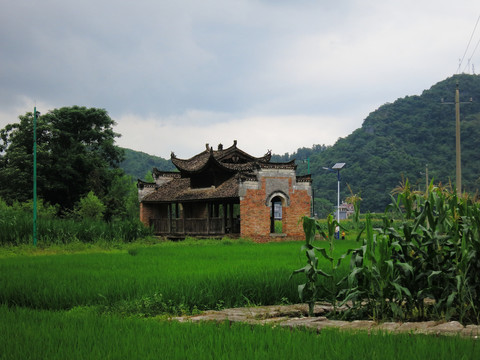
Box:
xmin=1 ymin=0 xmax=479 ymax=159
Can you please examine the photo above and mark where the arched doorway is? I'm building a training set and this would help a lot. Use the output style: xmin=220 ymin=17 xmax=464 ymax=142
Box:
xmin=270 ymin=195 xmax=284 ymax=234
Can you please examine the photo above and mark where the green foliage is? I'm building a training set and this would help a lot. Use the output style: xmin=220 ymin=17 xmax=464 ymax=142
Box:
xmin=119 ymin=147 xmax=174 ymax=180
xmin=294 ymin=182 xmax=480 ymax=324
xmin=292 ymin=215 xmax=347 ymax=316
xmin=338 ymin=185 xmax=480 ymax=323
xmin=270 ymin=144 xmax=328 ymax=164
xmin=346 ymin=184 xmax=362 ymax=230
xmin=0 ymin=240 xmax=353 ymax=313
xmin=274 ymin=220 xmax=283 ymax=233
xmin=75 ymin=191 xmax=106 ymax=220
xmin=0 ymin=200 xmax=151 ymax=245
xmin=0 ymin=106 xmax=123 ymax=212
xmin=3 ymin=307 xmax=478 ymax=360
xmin=313 ymin=197 xmax=334 ymax=218
xmin=101 ymin=172 xmax=139 ymax=221
xmin=143 ymin=170 xmax=154 ymax=183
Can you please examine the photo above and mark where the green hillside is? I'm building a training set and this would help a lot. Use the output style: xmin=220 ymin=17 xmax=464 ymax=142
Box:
xmin=306 ymin=73 xmax=480 ymax=213
xmin=119 ymin=148 xmax=175 ymax=180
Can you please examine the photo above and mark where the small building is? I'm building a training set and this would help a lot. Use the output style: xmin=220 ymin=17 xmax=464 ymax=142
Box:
xmin=337 ymin=202 xmax=354 ymax=220
xmin=137 ymin=141 xmax=312 ymax=242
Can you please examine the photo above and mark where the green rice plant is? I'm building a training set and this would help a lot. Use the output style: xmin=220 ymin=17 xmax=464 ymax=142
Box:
xmin=1 ymin=306 xmax=479 ymax=360
xmin=0 ymin=240 xmax=353 ymax=314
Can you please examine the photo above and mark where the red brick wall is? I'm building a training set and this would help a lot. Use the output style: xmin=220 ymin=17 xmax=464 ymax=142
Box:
xmin=283 ymin=190 xmax=311 ymax=239
xmin=240 ymin=179 xmax=271 ymax=241
xmin=240 ymin=177 xmax=310 ymax=242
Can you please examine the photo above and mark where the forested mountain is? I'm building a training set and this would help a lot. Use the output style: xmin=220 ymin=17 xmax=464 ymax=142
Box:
xmin=119 ymin=74 xmax=480 ymax=215
xmin=307 ymin=73 xmax=480 ymax=213
xmin=119 ymin=148 xmax=175 ymax=180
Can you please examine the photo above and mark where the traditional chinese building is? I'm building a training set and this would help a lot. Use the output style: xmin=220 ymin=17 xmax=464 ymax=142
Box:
xmin=137 ymin=141 xmax=312 ymax=242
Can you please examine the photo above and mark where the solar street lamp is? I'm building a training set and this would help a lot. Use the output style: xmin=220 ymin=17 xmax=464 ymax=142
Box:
xmin=323 ymin=163 xmax=346 ymax=236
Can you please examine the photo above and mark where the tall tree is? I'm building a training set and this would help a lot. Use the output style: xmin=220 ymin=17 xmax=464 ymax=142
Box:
xmin=0 ymin=106 xmax=124 ymax=211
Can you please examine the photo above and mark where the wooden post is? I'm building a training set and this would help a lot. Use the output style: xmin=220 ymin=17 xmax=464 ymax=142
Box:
xmin=180 ymin=203 xmax=185 ymax=235
xmin=222 ymin=202 xmax=226 ymax=233
xmin=168 ymin=203 xmax=172 ymax=233
xmin=206 ymin=202 xmax=210 ymax=235
xmin=230 ymin=203 xmax=234 ymax=233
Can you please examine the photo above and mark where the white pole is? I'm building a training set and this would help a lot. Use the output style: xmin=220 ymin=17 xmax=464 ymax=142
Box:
xmin=337 ymin=175 xmax=340 ymax=223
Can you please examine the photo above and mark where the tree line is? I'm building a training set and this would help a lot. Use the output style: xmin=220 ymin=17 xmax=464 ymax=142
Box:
xmin=0 ymin=106 xmax=138 ymax=221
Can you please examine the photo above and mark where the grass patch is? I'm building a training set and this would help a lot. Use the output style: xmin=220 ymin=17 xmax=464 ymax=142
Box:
xmin=0 ymin=305 xmax=478 ymax=360
xmin=0 ymin=240 xmax=354 ymax=314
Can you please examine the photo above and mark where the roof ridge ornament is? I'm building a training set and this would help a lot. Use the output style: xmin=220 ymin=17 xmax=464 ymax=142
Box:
xmin=171 ymin=151 xmax=176 ymax=159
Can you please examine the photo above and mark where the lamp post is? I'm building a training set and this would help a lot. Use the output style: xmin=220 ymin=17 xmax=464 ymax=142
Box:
xmin=323 ymin=163 xmax=345 ymax=235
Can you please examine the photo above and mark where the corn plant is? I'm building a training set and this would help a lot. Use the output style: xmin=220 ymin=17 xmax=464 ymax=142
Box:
xmin=346 ymin=184 xmax=362 ymax=232
xmin=339 ymin=183 xmax=480 ymax=324
xmin=338 ymin=214 xmax=413 ymax=321
xmin=292 ymin=215 xmax=346 ymax=316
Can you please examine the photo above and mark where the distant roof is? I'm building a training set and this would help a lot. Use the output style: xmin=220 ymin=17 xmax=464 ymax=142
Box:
xmin=171 ymin=140 xmax=273 ymax=174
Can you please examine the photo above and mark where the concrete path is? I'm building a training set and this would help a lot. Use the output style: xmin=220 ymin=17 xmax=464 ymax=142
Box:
xmin=172 ymin=303 xmax=480 ymax=338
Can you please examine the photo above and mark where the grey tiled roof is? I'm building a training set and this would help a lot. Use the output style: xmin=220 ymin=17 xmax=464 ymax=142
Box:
xmin=171 ymin=141 xmax=273 ymax=173
xmin=142 ymin=174 xmax=240 ymax=202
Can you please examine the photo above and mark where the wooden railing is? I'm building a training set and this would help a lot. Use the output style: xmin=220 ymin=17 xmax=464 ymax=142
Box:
xmin=150 ymin=217 xmax=233 ymax=236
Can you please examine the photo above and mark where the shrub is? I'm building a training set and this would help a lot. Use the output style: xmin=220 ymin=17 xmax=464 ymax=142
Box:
xmin=75 ymin=191 xmax=106 ymax=220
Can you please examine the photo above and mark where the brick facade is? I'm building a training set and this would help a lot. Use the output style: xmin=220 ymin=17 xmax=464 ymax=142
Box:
xmin=239 ymin=169 xmax=311 ymax=242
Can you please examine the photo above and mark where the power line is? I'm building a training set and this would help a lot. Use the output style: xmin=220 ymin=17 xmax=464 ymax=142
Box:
xmin=463 ymin=33 xmax=480 ymax=73
xmin=457 ymin=14 xmax=480 ymax=73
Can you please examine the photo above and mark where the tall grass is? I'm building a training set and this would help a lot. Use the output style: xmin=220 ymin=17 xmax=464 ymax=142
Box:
xmin=0 ymin=240 xmax=353 ymax=314
xmin=0 ymin=205 xmax=152 ymax=244
xmin=1 ymin=306 xmax=478 ymax=360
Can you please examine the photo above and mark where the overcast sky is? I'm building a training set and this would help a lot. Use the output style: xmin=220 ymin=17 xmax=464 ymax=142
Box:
xmin=1 ymin=0 xmax=479 ymax=159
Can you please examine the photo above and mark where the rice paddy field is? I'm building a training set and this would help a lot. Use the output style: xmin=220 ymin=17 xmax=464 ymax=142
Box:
xmin=0 ymin=239 xmax=350 ymax=312
xmin=1 ymin=238 xmax=479 ymax=359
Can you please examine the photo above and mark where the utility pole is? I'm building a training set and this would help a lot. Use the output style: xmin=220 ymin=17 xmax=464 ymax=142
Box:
xmin=455 ymin=84 xmax=461 ymax=197
xmin=425 ymin=164 xmax=429 ymax=196
xmin=441 ymin=82 xmax=472 ymax=197
xmin=33 ymin=107 xmax=38 ymax=246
